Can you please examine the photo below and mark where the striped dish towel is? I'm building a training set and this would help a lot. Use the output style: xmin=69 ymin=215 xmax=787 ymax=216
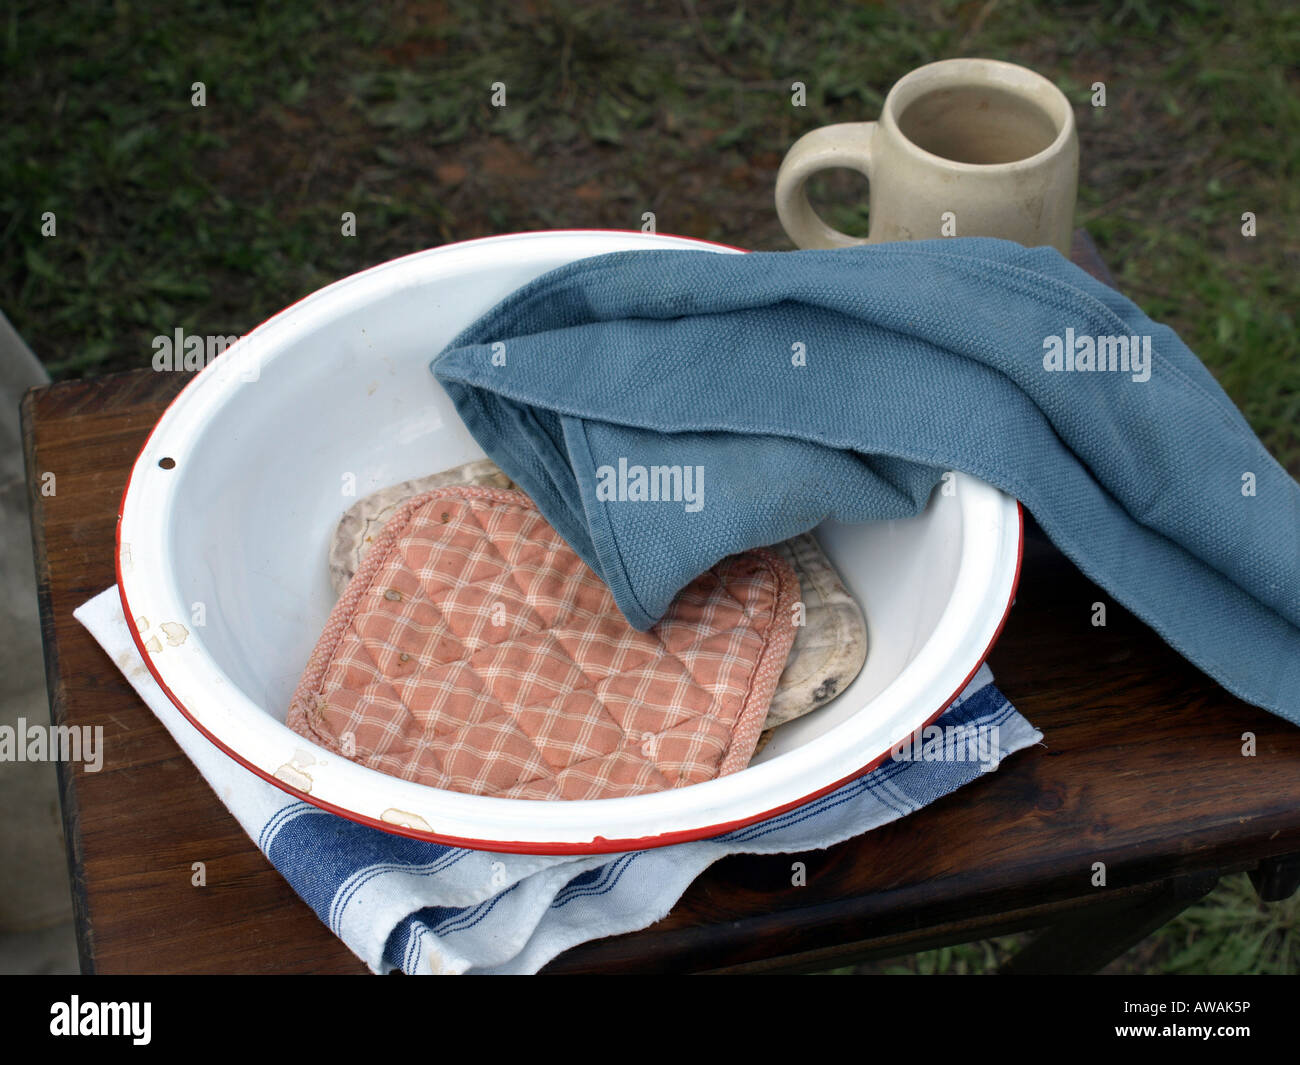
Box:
xmin=76 ymin=584 xmax=1040 ymax=974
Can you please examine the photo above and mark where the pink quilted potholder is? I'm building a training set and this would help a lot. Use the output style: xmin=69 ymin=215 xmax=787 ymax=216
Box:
xmin=287 ymin=486 xmax=799 ymax=800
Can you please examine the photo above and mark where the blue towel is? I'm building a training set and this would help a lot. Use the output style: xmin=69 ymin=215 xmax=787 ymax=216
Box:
xmin=433 ymin=238 xmax=1300 ymax=726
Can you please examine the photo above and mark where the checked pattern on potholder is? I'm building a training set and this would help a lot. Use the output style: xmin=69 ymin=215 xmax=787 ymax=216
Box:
xmin=287 ymin=486 xmax=799 ymax=800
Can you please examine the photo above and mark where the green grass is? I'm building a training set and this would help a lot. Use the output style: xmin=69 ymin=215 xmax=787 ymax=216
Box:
xmin=3 ymin=1 xmax=1297 ymax=973
xmin=4 ymin=0 xmax=1297 ymax=470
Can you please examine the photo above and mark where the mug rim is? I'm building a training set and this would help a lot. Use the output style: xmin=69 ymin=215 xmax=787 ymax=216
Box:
xmin=881 ymin=56 xmax=1076 ymax=173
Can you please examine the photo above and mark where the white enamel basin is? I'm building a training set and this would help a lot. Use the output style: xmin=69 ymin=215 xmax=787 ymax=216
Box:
xmin=117 ymin=230 xmax=1022 ymax=854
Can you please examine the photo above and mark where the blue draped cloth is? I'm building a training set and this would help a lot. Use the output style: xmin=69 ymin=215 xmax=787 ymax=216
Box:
xmin=432 ymin=238 xmax=1300 ymax=726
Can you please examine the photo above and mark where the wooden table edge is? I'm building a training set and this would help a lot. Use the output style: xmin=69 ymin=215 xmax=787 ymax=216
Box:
xmin=20 ymin=384 xmax=97 ymax=974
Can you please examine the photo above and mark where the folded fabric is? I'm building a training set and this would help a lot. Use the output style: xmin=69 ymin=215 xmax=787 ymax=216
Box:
xmin=328 ymin=460 xmax=869 ymax=731
xmin=763 ymin=531 xmax=869 ymax=728
xmin=432 ymin=237 xmax=1300 ymax=726
xmin=75 ymin=585 xmax=1040 ymax=974
xmin=287 ymin=485 xmax=798 ymax=798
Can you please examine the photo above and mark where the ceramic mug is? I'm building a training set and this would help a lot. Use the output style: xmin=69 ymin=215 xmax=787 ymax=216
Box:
xmin=775 ymin=58 xmax=1078 ymax=254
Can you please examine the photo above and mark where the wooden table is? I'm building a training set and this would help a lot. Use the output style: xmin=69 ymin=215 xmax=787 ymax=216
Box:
xmin=21 ymin=233 xmax=1300 ymax=974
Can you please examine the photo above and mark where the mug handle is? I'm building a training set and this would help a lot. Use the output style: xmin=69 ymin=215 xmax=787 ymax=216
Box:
xmin=774 ymin=122 xmax=876 ymax=249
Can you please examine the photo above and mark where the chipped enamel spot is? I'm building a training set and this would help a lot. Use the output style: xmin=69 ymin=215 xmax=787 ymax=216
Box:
xmin=274 ymin=763 xmax=313 ymax=792
xmin=382 ymin=808 xmax=432 ymax=832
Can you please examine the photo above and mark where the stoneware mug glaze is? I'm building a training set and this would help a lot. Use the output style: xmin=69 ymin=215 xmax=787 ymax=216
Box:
xmin=775 ymin=58 xmax=1079 ymax=254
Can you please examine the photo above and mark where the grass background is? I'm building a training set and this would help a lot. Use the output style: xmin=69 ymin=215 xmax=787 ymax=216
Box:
xmin=3 ymin=0 xmax=1296 ymax=971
